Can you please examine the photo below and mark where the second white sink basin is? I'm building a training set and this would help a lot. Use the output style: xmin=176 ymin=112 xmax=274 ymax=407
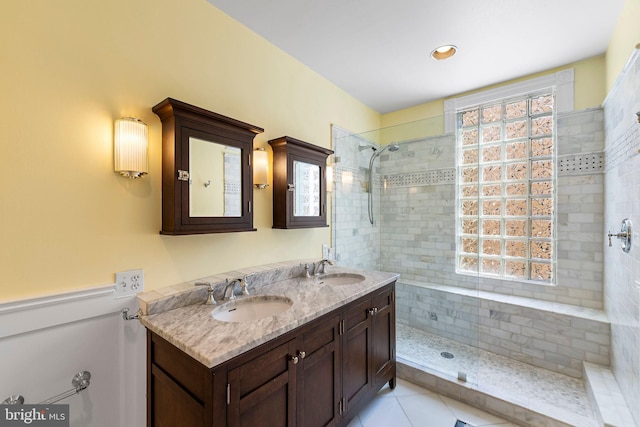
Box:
xmin=211 ymin=295 xmax=293 ymax=322
xmin=316 ymin=273 xmax=366 ymax=286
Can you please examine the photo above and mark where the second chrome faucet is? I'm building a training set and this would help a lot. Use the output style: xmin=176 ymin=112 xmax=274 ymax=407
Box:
xmin=195 ymin=274 xmax=254 ymax=305
xmin=301 ymin=259 xmax=335 ymax=278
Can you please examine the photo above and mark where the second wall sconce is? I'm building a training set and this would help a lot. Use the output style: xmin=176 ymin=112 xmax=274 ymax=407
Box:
xmin=326 ymin=164 xmax=334 ymax=192
xmin=253 ymin=148 xmax=269 ymax=189
xmin=114 ymin=117 xmax=148 ymax=179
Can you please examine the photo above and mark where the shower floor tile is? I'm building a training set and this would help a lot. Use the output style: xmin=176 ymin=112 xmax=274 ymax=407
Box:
xmin=397 ymin=323 xmax=597 ymax=425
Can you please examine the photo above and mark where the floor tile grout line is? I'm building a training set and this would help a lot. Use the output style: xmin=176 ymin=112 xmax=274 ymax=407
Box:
xmin=437 ymin=394 xmax=465 ymax=427
xmin=393 ymin=395 xmax=416 ymax=427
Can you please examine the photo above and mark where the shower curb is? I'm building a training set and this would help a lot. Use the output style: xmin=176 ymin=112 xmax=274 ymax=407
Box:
xmin=397 ymin=357 xmax=599 ymax=427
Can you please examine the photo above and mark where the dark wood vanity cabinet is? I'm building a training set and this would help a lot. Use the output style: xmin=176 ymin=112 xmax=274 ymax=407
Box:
xmin=147 ymin=282 xmax=395 ymax=427
xmin=268 ymin=136 xmax=334 ymax=229
xmin=342 ymin=286 xmax=395 ymax=417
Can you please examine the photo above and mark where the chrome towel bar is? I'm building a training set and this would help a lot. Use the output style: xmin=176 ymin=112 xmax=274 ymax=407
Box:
xmin=1 ymin=371 xmax=91 ymax=405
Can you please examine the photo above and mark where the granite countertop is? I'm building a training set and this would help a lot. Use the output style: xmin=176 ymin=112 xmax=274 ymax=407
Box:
xmin=139 ymin=265 xmax=399 ymax=368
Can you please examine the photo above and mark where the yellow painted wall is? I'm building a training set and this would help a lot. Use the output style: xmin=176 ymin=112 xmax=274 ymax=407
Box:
xmin=0 ymin=0 xmax=380 ymax=301
xmin=606 ymin=0 xmax=640 ymax=90
xmin=381 ymin=55 xmax=607 ymax=130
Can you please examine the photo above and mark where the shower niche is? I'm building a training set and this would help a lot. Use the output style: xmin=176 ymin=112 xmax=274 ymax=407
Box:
xmin=268 ymin=136 xmax=333 ymax=229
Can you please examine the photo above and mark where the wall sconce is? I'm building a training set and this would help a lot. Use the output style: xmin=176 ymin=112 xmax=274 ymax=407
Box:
xmin=114 ymin=117 xmax=148 ymax=179
xmin=326 ymin=164 xmax=334 ymax=192
xmin=253 ymin=148 xmax=269 ymax=189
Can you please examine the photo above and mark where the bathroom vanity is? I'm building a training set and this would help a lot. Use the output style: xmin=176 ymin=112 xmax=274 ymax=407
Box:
xmin=139 ymin=264 xmax=397 ymax=427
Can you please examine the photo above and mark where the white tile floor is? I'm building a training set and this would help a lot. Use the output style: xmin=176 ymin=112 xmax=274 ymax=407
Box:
xmin=346 ymin=379 xmax=520 ymax=427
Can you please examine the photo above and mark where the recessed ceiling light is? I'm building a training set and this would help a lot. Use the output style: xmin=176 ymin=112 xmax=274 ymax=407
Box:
xmin=431 ymin=45 xmax=457 ymax=61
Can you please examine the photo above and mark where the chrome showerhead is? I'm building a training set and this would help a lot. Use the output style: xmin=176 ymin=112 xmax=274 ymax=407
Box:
xmin=373 ymin=142 xmax=399 ymax=157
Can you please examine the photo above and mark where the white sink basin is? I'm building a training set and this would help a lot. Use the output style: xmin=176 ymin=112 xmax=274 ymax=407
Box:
xmin=211 ymin=295 xmax=293 ymax=322
xmin=316 ymin=273 xmax=366 ymax=286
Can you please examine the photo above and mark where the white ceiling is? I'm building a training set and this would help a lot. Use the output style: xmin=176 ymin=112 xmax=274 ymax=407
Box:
xmin=206 ymin=0 xmax=624 ymax=114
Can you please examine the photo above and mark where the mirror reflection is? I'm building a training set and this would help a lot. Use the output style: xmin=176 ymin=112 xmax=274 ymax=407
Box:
xmin=189 ymin=137 xmax=242 ymax=217
xmin=293 ymin=160 xmax=321 ymax=217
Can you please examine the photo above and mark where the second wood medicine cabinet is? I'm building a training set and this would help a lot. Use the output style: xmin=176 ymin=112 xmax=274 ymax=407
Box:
xmin=269 ymin=136 xmax=333 ymax=229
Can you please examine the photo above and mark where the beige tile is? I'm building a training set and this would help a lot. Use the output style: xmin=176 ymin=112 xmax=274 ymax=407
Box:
xmin=397 ymin=394 xmax=457 ymax=427
xmin=359 ymin=396 xmax=412 ymax=427
xmin=346 ymin=416 xmax=363 ymax=427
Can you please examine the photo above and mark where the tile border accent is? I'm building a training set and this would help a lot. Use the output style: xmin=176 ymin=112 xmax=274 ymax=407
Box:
xmin=342 ymin=150 xmax=606 ymax=190
xmin=380 ymin=168 xmax=455 ymax=188
xmin=558 ymin=151 xmax=604 ymax=175
xmin=604 ymin=124 xmax=639 ymax=171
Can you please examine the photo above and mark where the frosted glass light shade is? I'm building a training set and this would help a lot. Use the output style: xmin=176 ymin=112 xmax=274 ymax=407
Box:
xmin=253 ymin=148 xmax=269 ymax=188
xmin=114 ymin=117 xmax=148 ymax=179
xmin=326 ymin=165 xmax=333 ymax=192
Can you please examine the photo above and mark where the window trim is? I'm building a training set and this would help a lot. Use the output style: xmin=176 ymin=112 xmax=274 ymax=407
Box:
xmin=444 ymin=69 xmax=574 ymax=133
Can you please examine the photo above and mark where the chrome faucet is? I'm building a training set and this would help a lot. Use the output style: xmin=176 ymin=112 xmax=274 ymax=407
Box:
xmin=313 ymin=259 xmax=334 ymax=276
xmin=222 ymin=274 xmax=254 ymax=301
xmin=223 ymin=278 xmax=242 ymax=301
xmin=195 ymin=282 xmax=216 ymax=305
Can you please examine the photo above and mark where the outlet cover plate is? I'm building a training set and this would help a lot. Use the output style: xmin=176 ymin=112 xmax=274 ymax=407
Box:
xmin=115 ymin=269 xmax=144 ymax=297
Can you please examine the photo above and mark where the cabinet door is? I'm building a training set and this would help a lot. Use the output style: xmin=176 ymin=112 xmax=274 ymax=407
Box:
xmin=150 ymin=365 xmax=206 ymax=427
xmin=371 ymin=287 xmax=395 ymax=383
xmin=297 ymin=315 xmax=340 ymax=427
xmin=341 ymin=298 xmax=372 ymax=413
xmin=227 ymin=339 xmax=298 ymax=427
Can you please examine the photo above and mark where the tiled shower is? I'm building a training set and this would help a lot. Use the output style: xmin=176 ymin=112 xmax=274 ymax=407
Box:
xmin=332 ymin=53 xmax=640 ymax=425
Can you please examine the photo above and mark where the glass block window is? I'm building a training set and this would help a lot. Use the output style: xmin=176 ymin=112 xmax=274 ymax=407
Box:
xmin=456 ymin=92 xmax=556 ymax=284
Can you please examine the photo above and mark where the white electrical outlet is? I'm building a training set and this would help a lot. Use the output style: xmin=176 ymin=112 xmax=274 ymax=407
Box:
xmin=115 ymin=269 xmax=144 ymax=297
xmin=322 ymin=243 xmax=329 ymax=259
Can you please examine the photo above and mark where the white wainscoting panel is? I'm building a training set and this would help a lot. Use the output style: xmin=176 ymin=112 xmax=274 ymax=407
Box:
xmin=0 ymin=285 xmax=146 ymax=427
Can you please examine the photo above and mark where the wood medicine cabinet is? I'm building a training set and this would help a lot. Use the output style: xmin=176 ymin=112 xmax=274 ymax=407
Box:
xmin=153 ymin=98 xmax=263 ymax=235
xmin=268 ymin=136 xmax=333 ymax=229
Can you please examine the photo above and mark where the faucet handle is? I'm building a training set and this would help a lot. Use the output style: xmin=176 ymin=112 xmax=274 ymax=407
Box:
xmin=195 ymin=282 xmax=216 ymax=305
xmin=300 ymin=263 xmax=312 ymax=278
xmin=240 ymin=274 xmax=254 ymax=296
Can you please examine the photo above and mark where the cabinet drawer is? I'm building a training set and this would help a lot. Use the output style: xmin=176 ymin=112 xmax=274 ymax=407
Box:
xmin=302 ymin=314 xmax=339 ymax=356
xmin=371 ymin=287 xmax=392 ymax=312
xmin=235 ymin=339 xmax=293 ymax=397
xmin=344 ymin=299 xmax=371 ymax=331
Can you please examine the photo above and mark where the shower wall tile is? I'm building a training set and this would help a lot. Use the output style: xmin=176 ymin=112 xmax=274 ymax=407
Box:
xmin=602 ymin=48 xmax=640 ymax=426
xmin=397 ymin=282 xmax=610 ymax=379
xmin=334 ymin=113 xmax=606 ymax=307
